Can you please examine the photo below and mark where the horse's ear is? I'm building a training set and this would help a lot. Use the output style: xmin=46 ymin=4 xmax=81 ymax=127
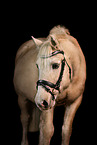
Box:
xmin=31 ymin=36 xmax=43 ymax=47
xmin=50 ymin=35 xmax=59 ymax=49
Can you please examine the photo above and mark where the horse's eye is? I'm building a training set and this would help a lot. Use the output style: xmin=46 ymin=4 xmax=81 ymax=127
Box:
xmin=52 ymin=63 xmax=59 ymax=69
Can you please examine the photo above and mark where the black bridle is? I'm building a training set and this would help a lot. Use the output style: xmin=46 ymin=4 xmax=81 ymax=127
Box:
xmin=36 ymin=50 xmax=71 ymax=100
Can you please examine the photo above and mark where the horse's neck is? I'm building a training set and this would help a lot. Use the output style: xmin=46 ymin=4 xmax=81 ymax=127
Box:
xmin=15 ymin=40 xmax=36 ymax=64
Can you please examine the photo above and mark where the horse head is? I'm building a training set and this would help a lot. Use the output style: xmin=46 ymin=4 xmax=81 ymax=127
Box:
xmin=33 ymin=29 xmax=72 ymax=110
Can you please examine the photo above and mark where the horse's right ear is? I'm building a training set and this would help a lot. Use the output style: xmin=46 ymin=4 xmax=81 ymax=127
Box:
xmin=31 ymin=36 xmax=43 ymax=47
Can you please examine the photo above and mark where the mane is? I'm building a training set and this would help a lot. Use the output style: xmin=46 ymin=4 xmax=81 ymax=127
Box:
xmin=49 ymin=25 xmax=70 ymax=38
xmin=49 ymin=25 xmax=80 ymax=49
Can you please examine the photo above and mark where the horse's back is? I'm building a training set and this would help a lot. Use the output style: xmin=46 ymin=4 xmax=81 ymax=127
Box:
xmin=13 ymin=40 xmax=39 ymax=102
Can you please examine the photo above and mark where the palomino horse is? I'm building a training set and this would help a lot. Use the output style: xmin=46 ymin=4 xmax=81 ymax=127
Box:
xmin=13 ymin=26 xmax=86 ymax=145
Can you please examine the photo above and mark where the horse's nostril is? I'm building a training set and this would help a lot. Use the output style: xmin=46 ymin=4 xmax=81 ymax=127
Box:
xmin=42 ymin=100 xmax=48 ymax=108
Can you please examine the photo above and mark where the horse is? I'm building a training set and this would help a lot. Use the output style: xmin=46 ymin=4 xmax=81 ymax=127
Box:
xmin=13 ymin=25 xmax=86 ymax=145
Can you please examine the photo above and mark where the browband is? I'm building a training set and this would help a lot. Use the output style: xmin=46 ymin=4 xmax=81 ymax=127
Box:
xmin=41 ymin=50 xmax=64 ymax=58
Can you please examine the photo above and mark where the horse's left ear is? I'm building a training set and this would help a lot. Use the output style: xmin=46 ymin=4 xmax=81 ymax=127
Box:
xmin=50 ymin=35 xmax=59 ymax=49
xmin=31 ymin=36 xmax=43 ymax=47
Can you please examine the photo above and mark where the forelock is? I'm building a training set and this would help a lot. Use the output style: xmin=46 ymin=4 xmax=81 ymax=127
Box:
xmin=37 ymin=41 xmax=52 ymax=66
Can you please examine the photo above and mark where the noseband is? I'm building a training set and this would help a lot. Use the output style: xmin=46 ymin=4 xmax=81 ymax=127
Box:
xmin=36 ymin=50 xmax=71 ymax=100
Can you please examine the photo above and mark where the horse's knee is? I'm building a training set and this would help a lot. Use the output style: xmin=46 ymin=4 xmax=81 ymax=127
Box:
xmin=20 ymin=113 xmax=30 ymax=125
xmin=62 ymin=124 xmax=71 ymax=133
xmin=39 ymin=124 xmax=54 ymax=145
xmin=40 ymin=123 xmax=54 ymax=139
xmin=47 ymin=125 xmax=54 ymax=138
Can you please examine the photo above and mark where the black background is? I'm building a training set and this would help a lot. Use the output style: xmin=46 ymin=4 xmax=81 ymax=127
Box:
xmin=5 ymin=2 xmax=95 ymax=145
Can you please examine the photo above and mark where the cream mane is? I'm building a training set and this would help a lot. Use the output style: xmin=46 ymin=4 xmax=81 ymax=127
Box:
xmin=50 ymin=25 xmax=70 ymax=36
xmin=49 ymin=25 xmax=80 ymax=49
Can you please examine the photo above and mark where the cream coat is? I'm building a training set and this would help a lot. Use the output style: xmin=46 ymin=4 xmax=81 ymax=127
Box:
xmin=13 ymin=26 xmax=86 ymax=145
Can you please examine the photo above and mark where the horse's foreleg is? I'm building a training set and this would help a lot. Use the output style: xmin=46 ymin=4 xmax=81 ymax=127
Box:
xmin=62 ymin=95 xmax=82 ymax=145
xmin=29 ymin=105 xmax=41 ymax=132
xmin=18 ymin=95 xmax=30 ymax=145
xmin=39 ymin=108 xmax=54 ymax=145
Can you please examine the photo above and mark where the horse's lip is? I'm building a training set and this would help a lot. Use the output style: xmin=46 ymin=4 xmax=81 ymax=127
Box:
xmin=36 ymin=103 xmax=49 ymax=111
xmin=36 ymin=103 xmax=52 ymax=111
